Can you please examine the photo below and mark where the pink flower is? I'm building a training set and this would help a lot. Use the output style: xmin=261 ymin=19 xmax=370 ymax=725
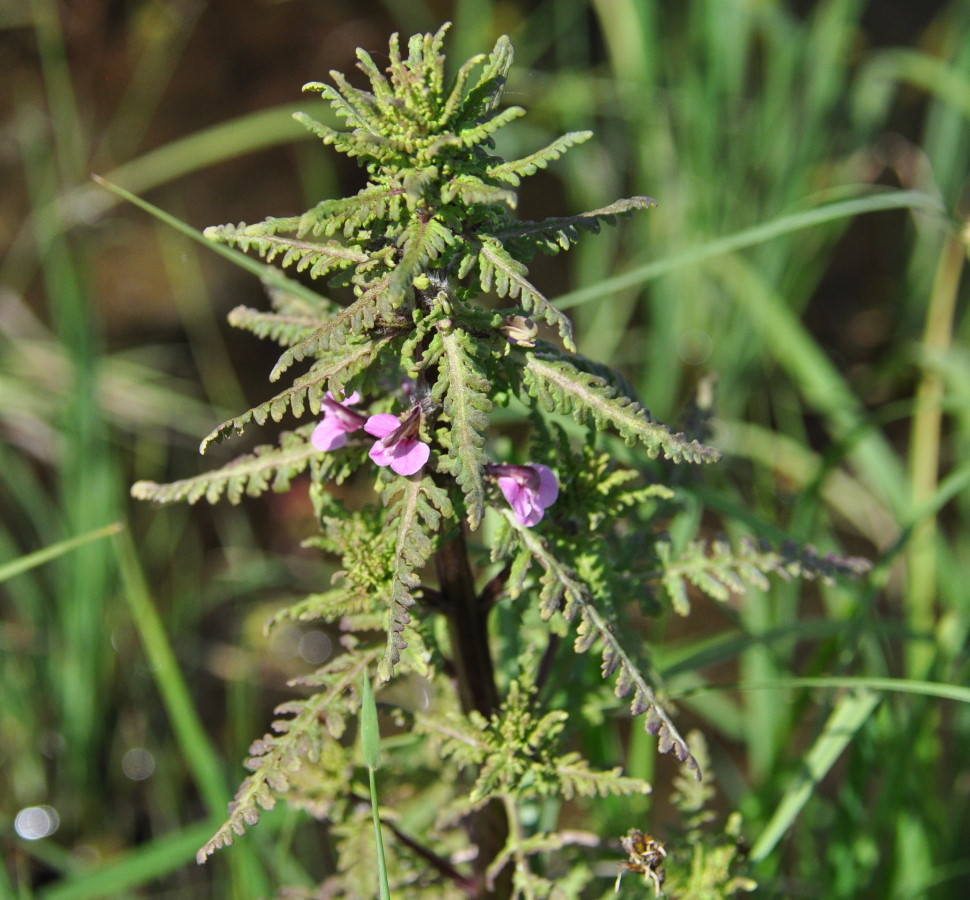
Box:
xmin=489 ymin=463 xmax=559 ymax=527
xmin=311 ymin=391 xmax=366 ymax=451
xmin=364 ymin=408 xmax=430 ymax=476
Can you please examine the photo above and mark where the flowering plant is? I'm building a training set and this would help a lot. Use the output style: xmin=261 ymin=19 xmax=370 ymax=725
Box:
xmin=132 ymin=24 xmax=867 ymax=899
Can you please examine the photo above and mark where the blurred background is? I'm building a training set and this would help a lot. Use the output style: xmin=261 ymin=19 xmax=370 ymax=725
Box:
xmin=2 ymin=0 xmax=969 ymax=897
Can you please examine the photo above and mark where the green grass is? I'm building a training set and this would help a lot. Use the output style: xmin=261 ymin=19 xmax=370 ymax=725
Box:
xmin=2 ymin=0 xmax=969 ymax=897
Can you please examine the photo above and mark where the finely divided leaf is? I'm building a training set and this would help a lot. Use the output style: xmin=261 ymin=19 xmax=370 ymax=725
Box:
xmin=477 ymin=237 xmax=576 ymax=350
xmin=487 ymin=131 xmax=593 ymax=186
xmin=505 ymin=513 xmax=699 ymax=775
xmin=386 ymin=217 xmax=455 ymax=309
xmin=201 ymin=335 xmax=393 ymax=451
xmin=521 ymin=350 xmax=720 ymax=464
xmin=226 ymin=306 xmax=322 ymax=347
xmin=432 ymin=329 xmax=492 ymax=530
xmin=494 ymin=196 xmax=658 ymax=258
xmin=206 ymin=223 xmax=369 ymax=279
xmin=460 ymin=34 xmax=514 ymax=120
xmin=441 ymin=174 xmax=517 ymax=209
xmin=197 ymin=647 xmax=380 ymax=863
xmin=379 ymin=476 xmax=454 ymax=680
xmin=270 ymin=279 xmax=390 ymax=382
xmin=132 ymin=428 xmax=330 ymax=505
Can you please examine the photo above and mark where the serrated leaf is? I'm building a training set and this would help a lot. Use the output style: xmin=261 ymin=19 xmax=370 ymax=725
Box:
xmin=432 ymin=329 xmax=492 ymax=530
xmin=440 ymin=174 xmax=517 ymax=209
xmin=493 ymin=196 xmax=658 ymax=259
xmin=270 ymin=278 xmax=390 ymax=382
xmin=378 ymin=476 xmax=454 ymax=680
xmin=487 ymin=131 xmax=593 ymax=186
xmin=504 ymin=512 xmax=699 ymax=775
xmin=477 ymin=237 xmax=575 ymax=350
xmin=132 ymin=427 xmax=339 ymax=506
xmin=198 ymin=647 xmax=380 ymax=863
xmin=206 ymin=221 xmax=370 ymax=280
xmin=386 ymin=216 xmax=455 ymax=309
xmin=200 ymin=335 xmax=392 ymax=451
xmin=521 ymin=350 xmax=720 ymax=464
xmin=226 ymin=305 xmax=323 ymax=348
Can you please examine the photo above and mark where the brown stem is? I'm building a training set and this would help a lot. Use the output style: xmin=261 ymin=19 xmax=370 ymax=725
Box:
xmin=434 ymin=529 xmax=512 ymax=900
xmin=348 ymin=790 xmax=478 ymax=896
xmin=436 ymin=529 xmax=499 ymax=717
xmin=478 ymin=561 xmax=512 ymax=613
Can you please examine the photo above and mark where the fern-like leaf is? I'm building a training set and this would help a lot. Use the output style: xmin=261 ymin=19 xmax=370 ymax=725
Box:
xmin=200 ymin=335 xmax=393 ymax=451
xmin=205 ymin=222 xmax=371 ymax=279
xmin=460 ymin=34 xmax=514 ymax=120
xmin=552 ymin=752 xmax=652 ymax=800
xmin=494 ymin=196 xmax=657 ymax=258
xmin=269 ymin=278 xmax=391 ymax=382
xmin=226 ymin=305 xmax=323 ymax=348
xmin=386 ymin=216 xmax=455 ymax=309
xmin=440 ymin=174 xmax=517 ymax=209
xmin=486 ymin=131 xmax=593 ymax=186
xmin=477 ymin=237 xmax=576 ymax=350
xmin=292 ymin=110 xmax=401 ymax=166
xmin=455 ymin=105 xmax=526 ymax=148
xmin=197 ymin=646 xmax=380 ymax=863
xmin=505 ymin=513 xmax=699 ymax=775
xmin=379 ymin=475 xmax=454 ymax=680
xmin=294 ymin=185 xmax=405 ymax=239
xmin=521 ymin=349 xmax=720 ymax=464
xmin=132 ymin=426 xmax=329 ymax=505
xmin=655 ymin=535 xmax=872 ymax=616
xmin=431 ymin=328 xmax=492 ymax=530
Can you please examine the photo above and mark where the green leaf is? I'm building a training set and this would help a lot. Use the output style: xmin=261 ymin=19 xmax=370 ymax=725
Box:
xmin=521 ymin=349 xmax=719 ymax=463
xmin=379 ymin=476 xmax=454 ymax=680
xmin=132 ymin=427 xmax=334 ymax=505
xmin=494 ymin=196 xmax=658 ymax=258
xmin=386 ymin=216 xmax=455 ymax=309
xmin=432 ymin=329 xmax=492 ymax=530
xmin=505 ymin=515 xmax=699 ymax=775
xmin=204 ymin=221 xmax=370 ymax=279
xmin=270 ymin=278 xmax=393 ymax=382
xmin=200 ymin=334 xmax=393 ymax=451
xmin=477 ymin=237 xmax=576 ymax=350
xmin=197 ymin=647 xmax=380 ymax=863
xmin=226 ymin=306 xmax=323 ymax=348
xmin=487 ymin=131 xmax=593 ymax=186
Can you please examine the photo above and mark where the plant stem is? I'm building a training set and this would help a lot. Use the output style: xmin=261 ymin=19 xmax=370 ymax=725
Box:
xmin=368 ymin=767 xmax=392 ymax=900
xmin=434 ymin=529 xmax=511 ymax=899
xmin=436 ymin=529 xmax=499 ymax=717
xmin=906 ymin=224 xmax=965 ymax=679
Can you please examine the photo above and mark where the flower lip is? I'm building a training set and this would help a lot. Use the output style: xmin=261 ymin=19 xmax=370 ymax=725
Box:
xmin=311 ymin=391 xmax=366 ymax=452
xmin=364 ymin=406 xmax=430 ymax=476
xmin=488 ymin=463 xmax=559 ymax=527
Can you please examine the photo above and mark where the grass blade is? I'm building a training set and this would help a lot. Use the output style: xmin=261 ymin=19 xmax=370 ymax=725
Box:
xmin=749 ymin=690 xmax=881 ymax=861
xmin=361 ymin=669 xmax=391 ymax=900
xmin=553 ymin=189 xmax=947 ymax=310
xmin=0 ymin=522 xmax=122 ymax=583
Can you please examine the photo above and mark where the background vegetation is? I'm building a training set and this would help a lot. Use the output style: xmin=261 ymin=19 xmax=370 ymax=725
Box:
xmin=2 ymin=0 xmax=968 ymax=897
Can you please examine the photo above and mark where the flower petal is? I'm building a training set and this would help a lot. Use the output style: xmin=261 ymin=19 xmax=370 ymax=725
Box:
xmin=533 ymin=464 xmax=559 ymax=507
xmin=311 ymin=420 xmax=349 ymax=452
xmin=389 ymin=439 xmax=430 ymax=476
xmin=364 ymin=413 xmax=401 ymax=439
xmin=494 ymin=464 xmax=558 ymax=526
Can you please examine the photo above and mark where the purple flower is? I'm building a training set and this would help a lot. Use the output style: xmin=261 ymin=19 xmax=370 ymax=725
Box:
xmin=489 ymin=463 xmax=559 ymax=527
xmin=311 ymin=391 xmax=366 ymax=452
xmin=364 ymin=408 xmax=430 ymax=476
